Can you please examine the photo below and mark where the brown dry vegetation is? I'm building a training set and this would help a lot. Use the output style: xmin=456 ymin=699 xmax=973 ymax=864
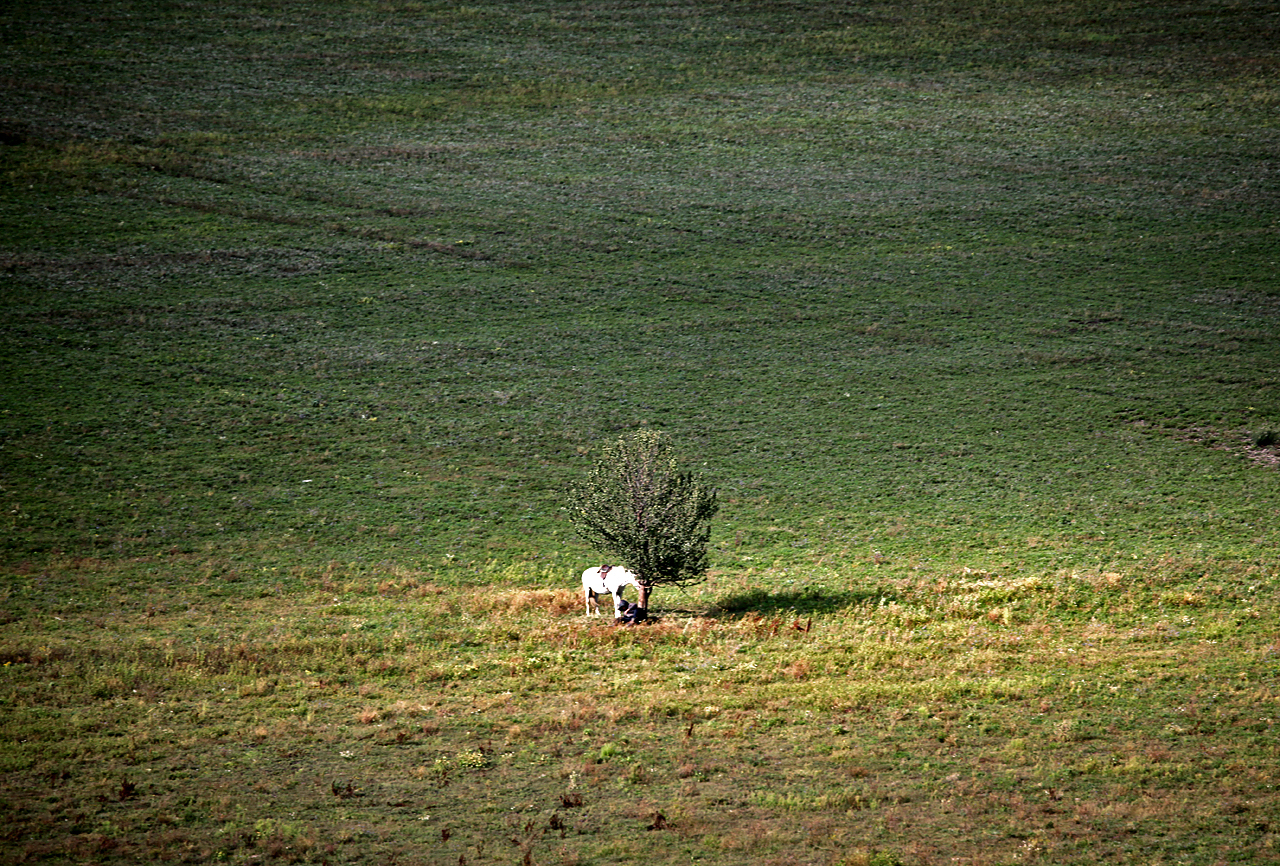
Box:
xmin=2 ymin=556 xmax=1277 ymax=864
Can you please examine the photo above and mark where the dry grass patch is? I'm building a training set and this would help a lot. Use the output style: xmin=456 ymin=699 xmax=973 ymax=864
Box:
xmin=2 ymin=574 xmax=1277 ymax=864
xmin=465 ymin=587 xmax=582 ymax=616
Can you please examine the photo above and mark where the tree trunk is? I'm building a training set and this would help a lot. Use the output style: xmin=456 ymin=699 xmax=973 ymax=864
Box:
xmin=637 ymin=582 xmax=652 ymax=616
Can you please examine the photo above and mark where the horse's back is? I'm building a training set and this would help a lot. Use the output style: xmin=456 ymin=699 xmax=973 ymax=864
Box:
xmin=581 ymin=566 xmax=637 ymax=592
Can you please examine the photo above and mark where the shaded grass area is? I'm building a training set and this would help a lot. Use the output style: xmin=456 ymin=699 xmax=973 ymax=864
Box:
xmin=2 ymin=238 xmax=1276 ymax=569
xmin=2 ymin=0 xmax=1279 ymax=863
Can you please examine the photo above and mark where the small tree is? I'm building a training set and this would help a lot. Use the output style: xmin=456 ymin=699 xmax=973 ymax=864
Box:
xmin=564 ymin=430 xmax=718 ymax=616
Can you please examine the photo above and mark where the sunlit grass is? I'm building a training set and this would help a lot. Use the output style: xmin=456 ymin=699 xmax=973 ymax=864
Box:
xmin=1 ymin=552 xmax=1275 ymax=863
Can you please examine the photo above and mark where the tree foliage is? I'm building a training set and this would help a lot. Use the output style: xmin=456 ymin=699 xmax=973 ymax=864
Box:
xmin=564 ymin=430 xmax=718 ymax=604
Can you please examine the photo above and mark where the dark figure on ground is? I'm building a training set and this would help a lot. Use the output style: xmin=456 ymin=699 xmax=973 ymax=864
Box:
xmin=615 ymin=599 xmax=647 ymax=625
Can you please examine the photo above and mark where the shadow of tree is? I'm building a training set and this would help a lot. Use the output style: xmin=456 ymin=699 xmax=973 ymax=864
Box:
xmin=708 ymin=585 xmax=896 ymax=617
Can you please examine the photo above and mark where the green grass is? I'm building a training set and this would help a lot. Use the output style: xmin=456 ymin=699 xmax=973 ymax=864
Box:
xmin=1 ymin=0 xmax=1278 ymax=863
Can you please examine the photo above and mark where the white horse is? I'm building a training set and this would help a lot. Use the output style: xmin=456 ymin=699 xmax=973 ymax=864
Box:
xmin=581 ymin=565 xmax=642 ymax=619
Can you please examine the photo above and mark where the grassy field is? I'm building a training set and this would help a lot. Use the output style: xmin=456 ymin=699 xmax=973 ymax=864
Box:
xmin=2 ymin=1 xmax=1278 ymax=863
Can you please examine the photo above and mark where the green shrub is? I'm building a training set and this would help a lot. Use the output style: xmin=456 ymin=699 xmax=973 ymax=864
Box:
xmin=564 ymin=430 xmax=718 ymax=612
